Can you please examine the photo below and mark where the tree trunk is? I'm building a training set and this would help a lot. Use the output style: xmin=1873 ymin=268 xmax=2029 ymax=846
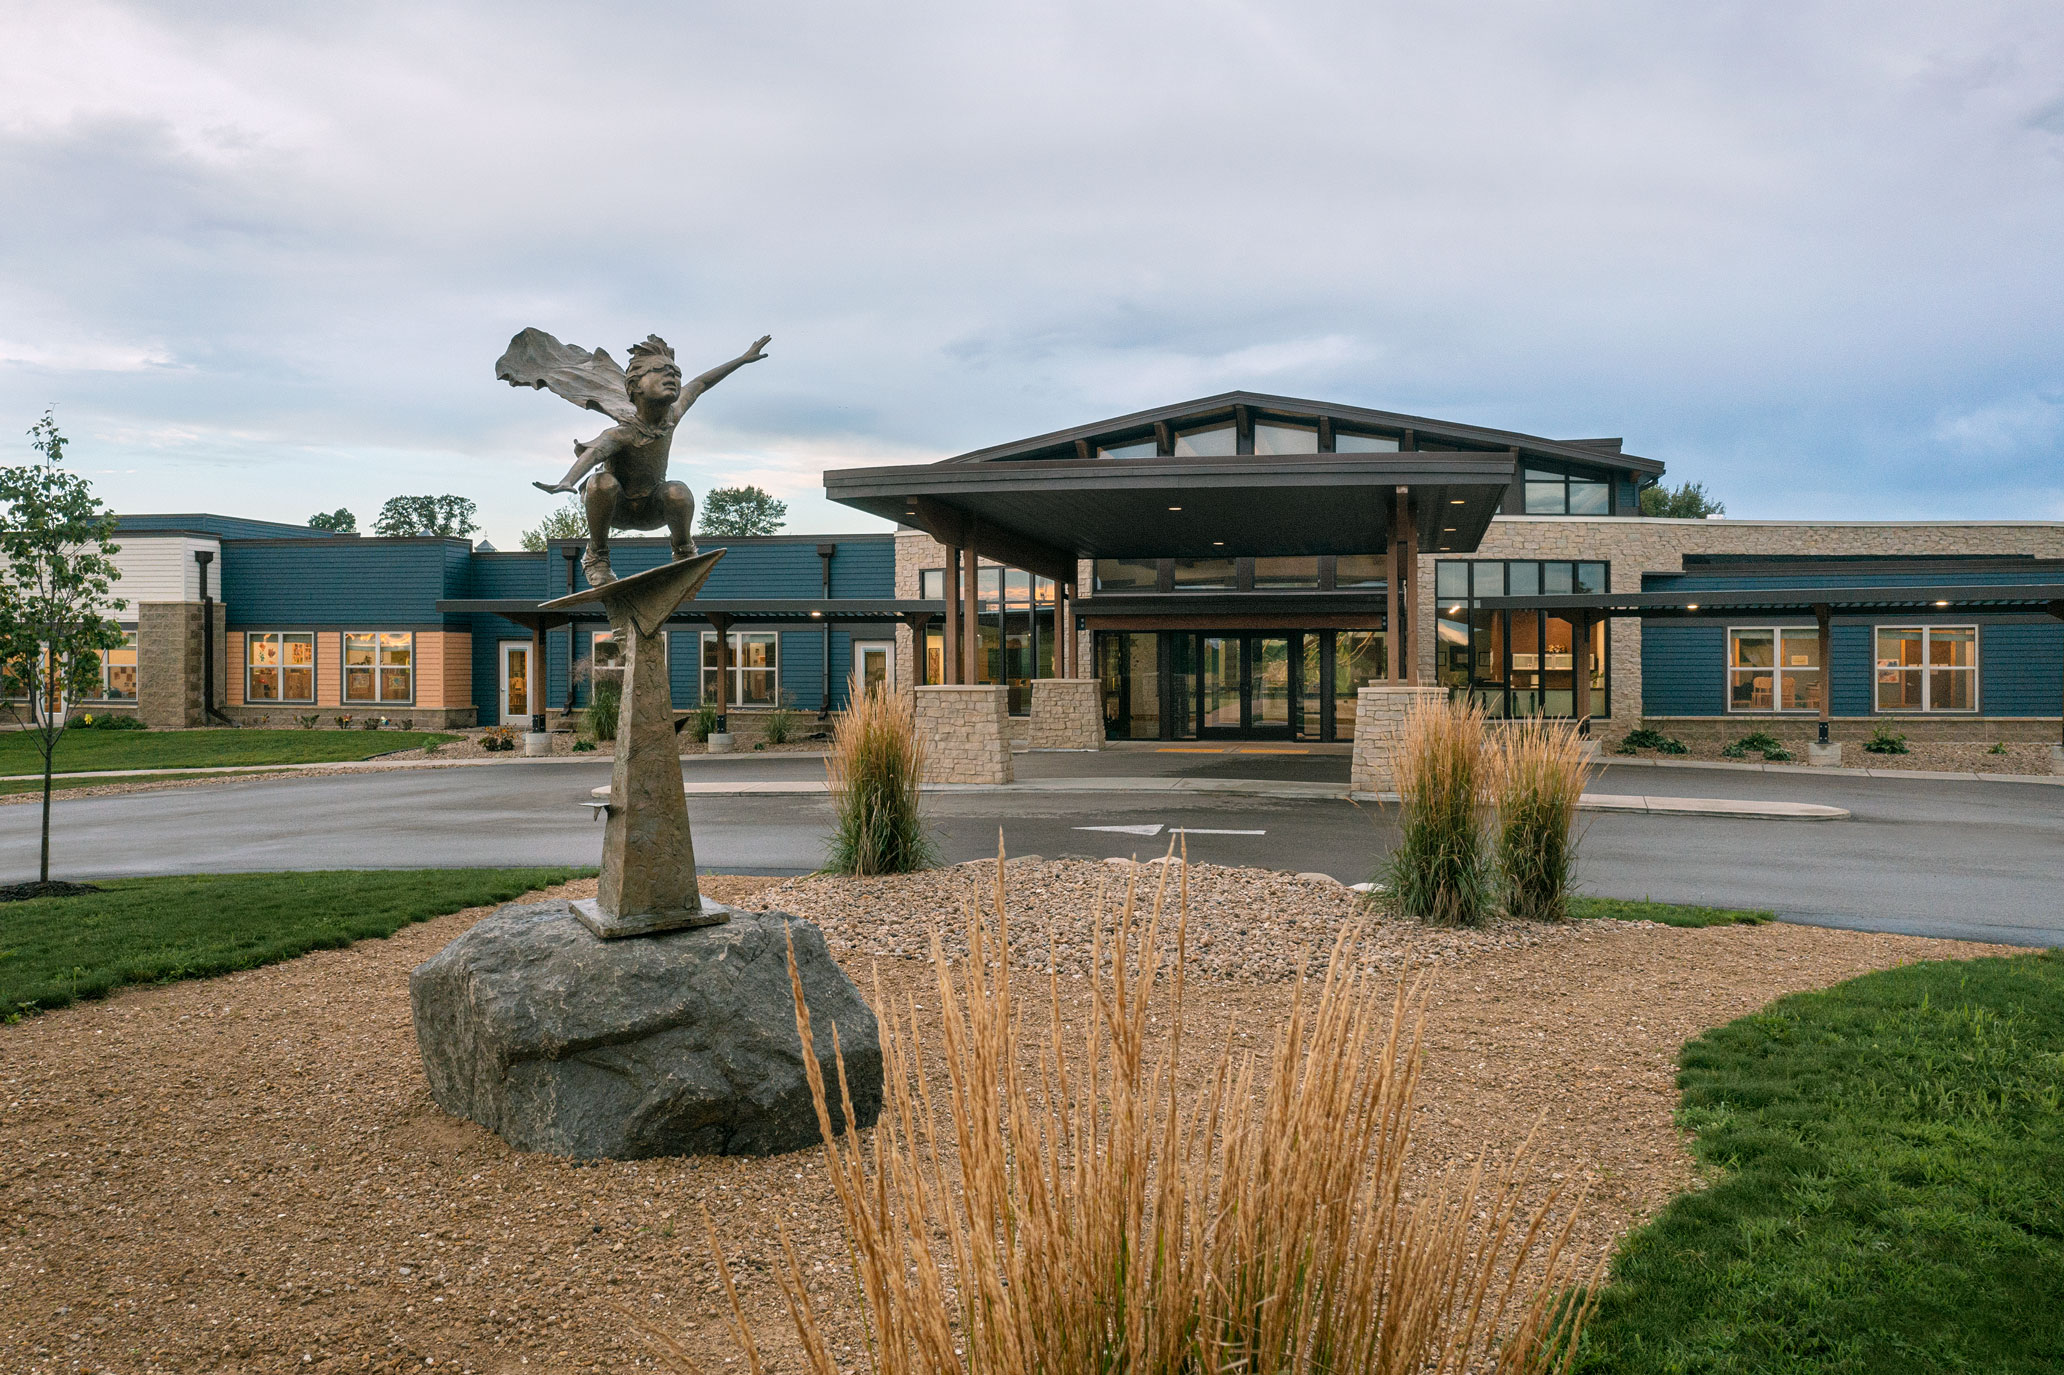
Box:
xmin=40 ymin=729 xmax=54 ymax=885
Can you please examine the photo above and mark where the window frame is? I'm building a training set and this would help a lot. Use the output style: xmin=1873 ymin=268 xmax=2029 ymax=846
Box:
xmin=1724 ymin=625 xmax=1824 ymax=714
xmin=1874 ymin=624 xmax=1978 ymax=714
xmin=91 ymin=628 xmax=139 ymax=702
xmin=699 ymin=629 xmax=781 ymax=708
xmin=245 ymin=630 xmax=316 ymax=704
xmin=342 ymin=630 xmax=416 ymax=705
xmin=1433 ymin=559 xmax=1612 ymax=719
xmin=1520 ymin=464 xmax=1615 ymax=516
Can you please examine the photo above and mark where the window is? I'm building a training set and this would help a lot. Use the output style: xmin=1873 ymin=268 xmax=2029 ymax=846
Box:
xmin=1728 ymin=627 xmax=1821 ymax=712
xmin=1171 ymin=558 xmax=1236 ymax=590
xmin=343 ymin=632 xmax=414 ymax=703
xmin=1876 ymin=626 xmax=1976 ymax=712
xmin=96 ymin=631 xmax=137 ymax=700
xmin=1521 ymin=466 xmax=1613 ymax=515
xmin=1097 ymin=439 xmax=1157 ymax=460
xmin=1334 ymin=554 xmax=1386 ymax=588
xmin=1094 ymin=559 xmax=1159 ymax=592
xmin=1334 ymin=430 xmax=1400 ymax=453
xmin=1252 ymin=420 xmax=1317 ymax=455
xmin=919 ymin=568 xmax=945 ymax=600
xmin=1172 ymin=422 xmax=1236 ymax=457
xmin=701 ymin=631 xmax=779 ymax=706
xmin=1433 ymin=560 xmax=1611 ymax=718
xmin=1253 ymin=557 xmax=1318 ymax=588
xmin=246 ymin=632 xmax=314 ymax=703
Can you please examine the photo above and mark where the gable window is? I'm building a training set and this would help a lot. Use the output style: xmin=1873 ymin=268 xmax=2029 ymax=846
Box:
xmin=1522 ymin=466 xmax=1613 ymax=515
xmin=1334 ymin=430 xmax=1400 ymax=453
xmin=1096 ymin=439 xmax=1157 ymax=460
xmin=1876 ymin=626 xmax=1976 ymax=712
xmin=1727 ymin=627 xmax=1821 ymax=712
xmin=343 ymin=632 xmax=414 ymax=703
xmin=1172 ymin=422 xmax=1236 ymax=457
xmin=1252 ymin=420 xmax=1317 ymax=455
xmin=247 ymin=631 xmax=315 ymax=703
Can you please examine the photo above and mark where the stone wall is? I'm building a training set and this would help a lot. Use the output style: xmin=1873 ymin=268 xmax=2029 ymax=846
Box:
xmin=1415 ymin=517 xmax=2064 ymax=728
xmin=1348 ymin=684 xmax=1448 ymax=795
xmin=915 ymin=684 xmax=1012 ymax=784
xmin=1027 ymin=678 xmax=1102 ymax=750
xmin=137 ymin=601 xmax=227 ymax=729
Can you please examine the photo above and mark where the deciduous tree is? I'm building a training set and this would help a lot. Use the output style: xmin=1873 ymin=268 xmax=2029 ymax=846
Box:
xmin=0 ymin=413 xmax=127 ymax=887
xmin=373 ymin=494 xmax=479 ymax=538
xmin=520 ymin=499 xmax=587 ymax=551
xmin=1640 ymin=481 xmax=1725 ymax=519
xmin=697 ymin=484 xmax=787 ymax=537
xmin=307 ymin=507 xmax=356 ymax=532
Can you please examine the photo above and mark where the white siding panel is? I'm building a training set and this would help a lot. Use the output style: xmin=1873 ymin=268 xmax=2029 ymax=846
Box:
xmin=107 ymin=535 xmax=219 ymax=611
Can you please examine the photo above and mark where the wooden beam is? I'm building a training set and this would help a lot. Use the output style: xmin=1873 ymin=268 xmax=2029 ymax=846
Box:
xmin=707 ymin=612 xmax=731 ymax=728
xmin=1054 ymin=581 xmax=1069 ymax=677
xmin=1815 ymin=603 xmax=1832 ymax=742
xmin=943 ymin=551 xmax=961 ymax=684
xmin=1385 ymin=490 xmax=1403 ymax=683
xmin=1573 ymin=609 xmax=1592 ymax=732
xmin=962 ymin=543 xmax=981 ymax=685
xmin=1402 ymin=492 xmax=1420 ymax=684
xmin=906 ymin=496 xmax=1071 ymax=585
xmin=1153 ymin=421 xmax=1172 ymax=456
xmin=1074 ymin=438 xmax=1092 ymax=462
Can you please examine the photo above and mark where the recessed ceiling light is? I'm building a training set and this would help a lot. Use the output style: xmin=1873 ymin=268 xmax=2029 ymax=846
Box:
xmin=1685 ymin=603 xmax=1699 ymax=610
xmin=1447 ymin=605 xmax=1464 ymax=614
xmin=1450 ymin=498 xmax=1465 ymax=505
xmin=1168 ymin=505 xmax=1182 ymax=512
xmin=1212 ymin=540 xmax=1225 ymax=546
xmin=1442 ymin=527 xmax=1456 ymax=533
xmin=1934 ymin=600 xmax=1949 ymax=607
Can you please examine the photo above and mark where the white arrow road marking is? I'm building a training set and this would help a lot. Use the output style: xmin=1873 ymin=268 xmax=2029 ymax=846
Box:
xmin=1171 ymin=828 xmax=1266 ymax=836
xmin=1073 ymin=823 xmax=1166 ymax=836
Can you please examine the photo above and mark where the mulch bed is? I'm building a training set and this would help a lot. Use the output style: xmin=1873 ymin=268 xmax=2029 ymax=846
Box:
xmin=0 ymin=880 xmax=101 ymax=904
xmin=0 ymin=868 xmax=2015 ymax=1373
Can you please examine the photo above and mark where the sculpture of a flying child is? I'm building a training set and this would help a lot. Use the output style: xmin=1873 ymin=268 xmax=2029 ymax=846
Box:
xmin=496 ymin=328 xmax=771 ymax=586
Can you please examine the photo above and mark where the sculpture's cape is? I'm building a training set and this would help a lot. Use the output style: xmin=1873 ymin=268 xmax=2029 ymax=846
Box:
xmin=495 ymin=328 xmax=638 ymax=426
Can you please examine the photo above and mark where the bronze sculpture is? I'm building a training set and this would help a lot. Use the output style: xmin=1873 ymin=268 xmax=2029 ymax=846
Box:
xmin=496 ymin=328 xmax=771 ymax=586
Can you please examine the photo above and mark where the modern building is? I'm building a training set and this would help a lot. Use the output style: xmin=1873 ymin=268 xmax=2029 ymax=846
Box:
xmin=68 ymin=393 xmax=2064 ymax=745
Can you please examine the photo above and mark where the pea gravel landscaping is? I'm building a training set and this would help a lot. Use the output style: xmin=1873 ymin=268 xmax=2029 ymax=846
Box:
xmin=0 ymin=867 xmax=2013 ymax=1374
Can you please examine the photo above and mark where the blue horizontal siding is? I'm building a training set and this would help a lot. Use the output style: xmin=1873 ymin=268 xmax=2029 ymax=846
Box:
xmin=1642 ymin=621 xmax=1727 ymax=716
xmin=1829 ymin=623 xmax=1873 ymax=716
xmin=1979 ymin=620 xmax=2064 ymax=715
xmin=223 ymin=539 xmax=470 ymax=626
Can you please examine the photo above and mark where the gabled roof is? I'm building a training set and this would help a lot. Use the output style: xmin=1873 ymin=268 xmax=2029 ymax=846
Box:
xmin=935 ymin=391 xmax=1665 ymax=477
xmin=115 ymin=513 xmax=347 ymax=540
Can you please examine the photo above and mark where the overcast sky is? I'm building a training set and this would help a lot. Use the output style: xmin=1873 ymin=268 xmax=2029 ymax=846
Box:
xmin=3 ymin=1 xmax=2061 ymax=547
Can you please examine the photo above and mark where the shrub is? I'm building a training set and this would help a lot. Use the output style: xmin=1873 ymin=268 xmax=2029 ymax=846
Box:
xmin=587 ymin=676 xmax=621 ymax=742
xmin=1382 ymin=698 xmax=1494 ymax=925
xmin=823 ymin=678 xmax=932 ymax=875
xmin=758 ymin=694 xmax=798 ymax=745
xmin=686 ymin=703 xmax=719 ymax=743
xmin=657 ymin=859 xmax=1598 ymax=1375
xmin=1723 ymin=730 xmax=1789 ymax=761
xmin=481 ymin=726 xmax=518 ymax=752
xmin=1990 ymin=740 xmax=2010 ymax=755
xmin=1618 ymin=725 xmax=1687 ymax=755
xmin=1494 ymin=715 xmax=1592 ymax=922
xmin=333 ymin=715 xmax=353 ymax=729
xmin=421 ymin=737 xmax=442 ymax=754
xmin=360 ymin=715 xmax=384 ymax=731
xmin=68 ymin=713 xmax=146 ymax=731
xmin=296 ymin=714 xmax=321 ymax=730
xmin=573 ymin=738 xmax=596 ymax=752
xmin=1863 ymin=725 xmax=1910 ymax=755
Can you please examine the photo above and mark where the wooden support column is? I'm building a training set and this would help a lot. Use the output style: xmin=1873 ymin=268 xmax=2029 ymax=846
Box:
xmin=903 ymin=613 xmax=932 ymax=687
xmin=707 ymin=612 xmax=731 ymax=731
xmin=961 ymin=543 xmax=980 ymax=685
xmin=942 ymin=549 xmax=961 ymax=685
xmin=1384 ymin=491 xmax=1403 ymax=683
xmin=1815 ymin=603 xmax=1832 ymax=745
xmin=1054 ymin=581 xmax=1070 ymax=677
xmin=529 ymin=622 xmax=547 ymax=732
xmin=1401 ymin=493 xmax=1420 ymax=685
xmin=1573 ymin=610 xmax=1592 ymax=733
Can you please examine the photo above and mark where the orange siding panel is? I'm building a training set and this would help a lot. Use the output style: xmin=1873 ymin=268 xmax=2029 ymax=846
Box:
xmin=316 ymin=632 xmax=342 ymax=708
xmin=226 ymin=632 xmax=244 ymax=706
xmin=439 ymin=631 xmax=471 ymax=710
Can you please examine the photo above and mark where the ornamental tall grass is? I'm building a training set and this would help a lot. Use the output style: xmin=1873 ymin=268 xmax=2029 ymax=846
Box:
xmin=644 ymin=852 xmax=1598 ymax=1375
xmin=1383 ymin=697 xmax=1495 ymax=926
xmin=823 ymin=681 xmax=934 ymax=875
xmin=1493 ymin=717 xmax=1593 ymax=923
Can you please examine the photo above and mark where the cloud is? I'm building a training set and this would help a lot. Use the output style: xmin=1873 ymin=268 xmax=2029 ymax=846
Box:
xmin=0 ymin=0 xmax=2060 ymax=541
xmin=1933 ymin=393 xmax=2064 ymax=456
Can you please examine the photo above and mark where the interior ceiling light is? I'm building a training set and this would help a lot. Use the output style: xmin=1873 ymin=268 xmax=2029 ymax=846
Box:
xmin=1685 ymin=603 xmax=1699 ymax=610
xmin=1212 ymin=540 xmax=1225 ymax=546
xmin=1450 ymin=498 xmax=1465 ymax=505
xmin=1934 ymin=600 xmax=1950 ymax=606
xmin=1168 ymin=505 xmax=1182 ymax=511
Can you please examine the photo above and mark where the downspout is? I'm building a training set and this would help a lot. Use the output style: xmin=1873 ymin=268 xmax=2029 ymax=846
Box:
xmin=817 ymin=542 xmax=836 ymax=717
xmin=194 ymin=550 xmax=232 ymax=726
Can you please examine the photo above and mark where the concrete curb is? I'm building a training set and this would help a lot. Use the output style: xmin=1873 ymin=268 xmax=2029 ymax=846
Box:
xmin=631 ymin=776 xmax=1850 ymax=819
xmin=0 ymin=748 xmax=830 ymax=784
xmin=1598 ymin=756 xmax=2064 ymax=787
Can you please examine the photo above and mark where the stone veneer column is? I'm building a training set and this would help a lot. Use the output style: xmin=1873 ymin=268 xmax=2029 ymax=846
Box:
xmin=1027 ymin=678 xmax=1102 ymax=750
xmin=915 ymin=684 xmax=1013 ymax=784
xmin=137 ymin=601 xmax=226 ymax=728
xmin=1348 ymin=684 xmax=1449 ymax=795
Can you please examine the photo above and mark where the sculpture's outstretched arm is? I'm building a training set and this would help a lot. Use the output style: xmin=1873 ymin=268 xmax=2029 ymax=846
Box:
xmin=533 ymin=429 xmax=623 ymax=495
xmin=670 ymin=335 xmax=771 ymax=423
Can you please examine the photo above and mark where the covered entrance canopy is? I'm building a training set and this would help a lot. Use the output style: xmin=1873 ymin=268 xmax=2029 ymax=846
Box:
xmin=825 ymin=391 xmax=1666 ymax=693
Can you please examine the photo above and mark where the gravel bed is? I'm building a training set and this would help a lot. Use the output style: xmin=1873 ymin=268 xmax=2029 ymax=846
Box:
xmin=743 ymin=859 xmax=1587 ymax=982
xmin=0 ymin=870 xmax=2017 ymax=1373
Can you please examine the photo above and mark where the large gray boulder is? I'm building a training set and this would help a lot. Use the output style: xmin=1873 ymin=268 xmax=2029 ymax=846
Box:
xmin=410 ymin=900 xmax=882 ymax=1159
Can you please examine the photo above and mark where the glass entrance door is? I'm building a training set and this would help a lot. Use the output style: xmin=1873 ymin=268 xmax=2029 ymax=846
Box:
xmin=1196 ymin=634 xmax=1296 ymax=738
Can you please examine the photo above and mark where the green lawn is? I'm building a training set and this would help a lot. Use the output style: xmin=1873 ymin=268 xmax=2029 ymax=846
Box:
xmin=1570 ymin=895 xmax=1773 ymax=928
xmin=1577 ymin=951 xmax=2064 ymax=1374
xmin=0 ymin=769 xmax=295 ymax=797
xmin=0 ymin=727 xmax=459 ymax=775
xmin=0 ymin=868 xmax=578 ymax=1019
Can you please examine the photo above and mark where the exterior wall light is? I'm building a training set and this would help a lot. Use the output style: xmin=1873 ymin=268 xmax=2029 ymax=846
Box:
xmin=1934 ymin=600 xmax=1950 ymax=606
xmin=1685 ymin=603 xmax=1699 ymax=610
